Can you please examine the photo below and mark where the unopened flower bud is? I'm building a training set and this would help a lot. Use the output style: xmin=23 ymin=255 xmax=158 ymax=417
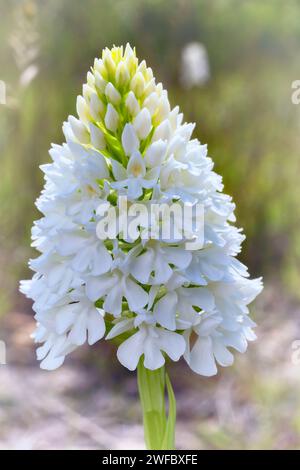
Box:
xmin=94 ymin=58 xmax=108 ymax=79
xmin=105 ymin=103 xmax=119 ymax=132
xmin=126 ymin=91 xmax=140 ymax=116
xmin=76 ymin=95 xmax=90 ymax=124
xmin=116 ymin=61 xmax=130 ymax=88
xmin=143 ymin=78 xmax=156 ymax=97
xmin=133 ymin=108 xmax=152 ymax=140
xmin=82 ymin=84 xmax=94 ymax=101
xmin=68 ymin=115 xmax=90 ymax=143
xmin=89 ymin=123 xmax=106 ymax=149
xmin=137 ymin=60 xmax=147 ymax=74
xmin=130 ymin=72 xmax=145 ymax=98
xmin=102 ymin=48 xmax=116 ymax=77
xmin=94 ymin=71 xmax=107 ymax=94
xmin=124 ymin=44 xmax=137 ymax=74
xmin=105 ymin=82 xmax=121 ymax=106
xmin=89 ymin=92 xmax=105 ymax=121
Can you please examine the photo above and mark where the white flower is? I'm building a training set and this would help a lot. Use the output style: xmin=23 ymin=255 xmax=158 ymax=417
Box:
xmin=111 ymin=151 xmax=159 ymax=200
xmin=183 ymin=310 xmax=257 ymax=376
xmin=184 ymin=314 xmax=227 ymax=377
xmin=68 ymin=116 xmax=89 ymax=143
xmin=154 ymin=285 xmax=215 ymax=331
xmin=56 ymin=230 xmax=112 ymax=276
xmin=33 ymin=288 xmax=106 ymax=370
xmin=20 ymin=44 xmax=262 ymax=374
xmin=85 ymin=269 xmax=148 ymax=316
xmin=129 ymin=241 xmax=192 ymax=285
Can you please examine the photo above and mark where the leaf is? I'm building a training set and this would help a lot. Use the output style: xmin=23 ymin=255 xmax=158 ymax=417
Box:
xmin=162 ymin=372 xmax=176 ymax=450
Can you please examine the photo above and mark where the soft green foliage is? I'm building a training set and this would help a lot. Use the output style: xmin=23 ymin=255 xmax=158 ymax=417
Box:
xmin=1 ymin=0 xmax=300 ymax=313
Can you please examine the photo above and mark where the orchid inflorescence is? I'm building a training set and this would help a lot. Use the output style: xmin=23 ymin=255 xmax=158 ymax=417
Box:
xmin=20 ymin=44 xmax=262 ymax=379
xmin=20 ymin=44 xmax=263 ymax=449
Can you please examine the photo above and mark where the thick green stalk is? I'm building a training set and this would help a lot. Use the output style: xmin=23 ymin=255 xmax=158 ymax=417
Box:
xmin=137 ymin=360 xmax=176 ymax=450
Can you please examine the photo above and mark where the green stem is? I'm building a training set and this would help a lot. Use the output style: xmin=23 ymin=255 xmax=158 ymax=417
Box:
xmin=137 ymin=360 xmax=176 ymax=450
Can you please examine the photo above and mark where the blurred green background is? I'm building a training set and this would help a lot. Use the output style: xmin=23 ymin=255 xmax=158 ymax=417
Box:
xmin=1 ymin=0 xmax=300 ymax=450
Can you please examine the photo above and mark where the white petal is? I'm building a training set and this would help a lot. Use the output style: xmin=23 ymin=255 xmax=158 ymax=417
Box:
xmin=195 ymin=315 xmax=222 ymax=336
xmin=36 ymin=340 xmax=52 ymax=361
xmin=89 ymin=92 xmax=104 ymax=120
xmin=153 ymin=292 xmax=177 ymax=330
xmin=152 ymin=255 xmax=173 ymax=284
xmin=55 ymin=304 xmax=76 ymax=334
xmin=188 ymin=336 xmax=217 ymax=376
xmin=225 ymin=331 xmax=248 ymax=353
xmin=68 ymin=115 xmax=89 ymax=143
xmin=212 ymin=340 xmax=234 ymax=367
xmin=117 ymin=330 xmax=145 ymax=371
xmin=57 ymin=233 xmax=85 ymax=256
xmin=130 ymin=249 xmax=155 ymax=284
xmin=126 ymin=91 xmax=140 ymax=116
xmin=157 ymin=329 xmax=186 ymax=362
xmin=124 ymin=278 xmax=148 ymax=312
xmin=145 ymin=140 xmax=167 ymax=167
xmin=87 ymin=309 xmax=105 ymax=345
xmin=143 ymin=337 xmax=165 ymax=370
xmin=106 ymin=318 xmax=134 ymax=340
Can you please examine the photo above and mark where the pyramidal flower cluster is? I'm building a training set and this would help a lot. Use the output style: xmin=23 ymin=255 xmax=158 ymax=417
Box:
xmin=20 ymin=45 xmax=262 ymax=375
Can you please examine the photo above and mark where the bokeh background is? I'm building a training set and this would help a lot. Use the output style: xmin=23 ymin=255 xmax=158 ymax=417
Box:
xmin=1 ymin=0 xmax=300 ymax=450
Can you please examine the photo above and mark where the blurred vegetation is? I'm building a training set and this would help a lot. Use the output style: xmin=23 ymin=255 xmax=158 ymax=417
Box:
xmin=1 ymin=0 xmax=300 ymax=314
